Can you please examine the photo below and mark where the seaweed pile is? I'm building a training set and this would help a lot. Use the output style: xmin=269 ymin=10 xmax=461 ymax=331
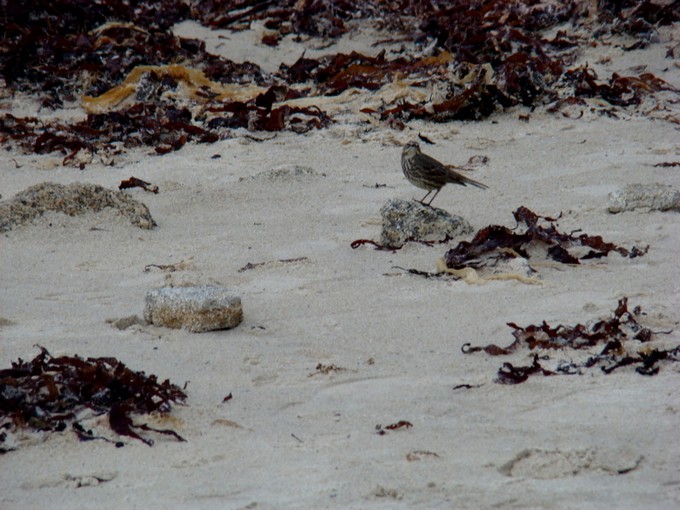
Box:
xmin=1 ymin=1 xmax=677 ymax=164
xmin=462 ymin=298 xmax=679 ymax=384
xmin=0 ymin=347 xmax=187 ymax=449
xmin=444 ymin=206 xmax=648 ymax=270
xmin=353 ymin=205 xmax=648 ymax=266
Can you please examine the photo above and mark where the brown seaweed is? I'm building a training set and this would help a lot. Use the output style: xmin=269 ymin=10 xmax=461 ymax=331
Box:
xmin=2 ymin=101 xmax=221 ymax=163
xmin=0 ymin=1 xmax=674 ymax=164
xmin=496 ymin=354 xmax=556 ymax=385
xmin=443 ymin=206 xmax=646 ymax=270
xmin=351 ymin=235 xmax=454 ymax=251
xmin=308 ymin=363 xmax=347 ymax=376
xmin=0 ymin=347 xmax=187 ymax=448
xmin=463 ymin=298 xmax=678 ymax=384
xmin=350 ymin=239 xmax=397 ymax=251
xmin=375 ymin=420 xmax=413 ymax=435
xmin=119 ymin=177 xmax=159 ymax=193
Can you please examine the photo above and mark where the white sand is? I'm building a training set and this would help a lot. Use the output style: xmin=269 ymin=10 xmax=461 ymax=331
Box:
xmin=1 ymin=20 xmax=679 ymax=510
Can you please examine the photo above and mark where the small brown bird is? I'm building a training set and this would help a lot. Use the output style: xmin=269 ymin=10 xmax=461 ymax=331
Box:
xmin=401 ymin=141 xmax=488 ymax=206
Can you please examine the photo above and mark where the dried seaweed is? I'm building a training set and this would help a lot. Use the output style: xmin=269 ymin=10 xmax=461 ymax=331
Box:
xmin=351 ymin=235 xmax=454 ymax=251
xmin=2 ymin=4 xmax=201 ymax=104
xmin=598 ymin=0 xmax=680 ymax=43
xmin=71 ymin=421 xmax=121 ymax=446
xmin=463 ymin=298 xmax=678 ymax=384
xmin=443 ymin=206 xmax=646 ymax=270
xmin=561 ymin=66 xmax=677 ymax=107
xmin=119 ymin=177 xmax=159 ymax=194
xmin=1 ymin=1 xmax=670 ymax=109
xmin=350 ymin=239 xmax=397 ymax=251
xmin=308 ymin=363 xmax=346 ymax=376
xmin=191 ymin=0 xmax=424 ymax=36
xmin=0 ymin=347 xmax=187 ymax=448
xmin=393 ymin=266 xmax=448 ymax=279
xmin=207 ymin=99 xmax=331 ymax=133
xmin=0 ymin=1 xmax=674 ymax=164
xmin=2 ymin=100 xmax=220 ymax=163
xmin=496 ymin=354 xmax=556 ymax=384
xmin=144 ymin=260 xmax=190 ymax=273
xmin=375 ymin=420 xmax=413 ymax=435
xmin=452 ymin=383 xmax=483 ymax=391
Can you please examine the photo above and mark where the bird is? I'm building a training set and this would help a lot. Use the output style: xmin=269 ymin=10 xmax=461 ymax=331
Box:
xmin=401 ymin=141 xmax=488 ymax=206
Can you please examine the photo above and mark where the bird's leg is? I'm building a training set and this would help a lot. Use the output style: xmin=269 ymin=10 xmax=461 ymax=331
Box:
xmin=424 ymin=188 xmax=440 ymax=206
xmin=417 ymin=190 xmax=433 ymax=204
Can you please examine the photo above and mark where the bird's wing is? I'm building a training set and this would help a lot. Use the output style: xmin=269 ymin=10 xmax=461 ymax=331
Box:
xmin=418 ymin=152 xmax=447 ymax=172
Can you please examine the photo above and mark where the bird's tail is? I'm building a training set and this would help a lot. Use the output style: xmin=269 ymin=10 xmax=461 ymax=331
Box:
xmin=444 ymin=164 xmax=488 ymax=189
xmin=446 ymin=165 xmax=489 ymax=189
xmin=460 ymin=174 xmax=488 ymax=189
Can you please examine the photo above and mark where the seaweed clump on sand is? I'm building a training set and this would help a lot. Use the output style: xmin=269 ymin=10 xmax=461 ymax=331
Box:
xmin=462 ymin=298 xmax=678 ymax=384
xmin=0 ymin=347 xmax=187 ymax=450
xmin=1 ymin=1 xmax=676 ymax=165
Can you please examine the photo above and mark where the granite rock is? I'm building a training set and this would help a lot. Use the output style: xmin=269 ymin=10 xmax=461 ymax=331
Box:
xmin=380 ymin=198 xmax=473 ymax=248
xmin=608 ymin=183 xmax=680 ymax=213
xmin=144 ymin=286 xmax=243 ymax=333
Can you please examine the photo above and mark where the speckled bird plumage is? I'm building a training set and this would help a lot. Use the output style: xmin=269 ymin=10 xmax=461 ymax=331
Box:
xmin=401 ymin=141 xmax=487 ymax=206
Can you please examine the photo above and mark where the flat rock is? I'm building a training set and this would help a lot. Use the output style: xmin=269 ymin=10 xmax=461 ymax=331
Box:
xmin=380 ymin=198 xmax=473 ymax=248
xmin=0 ymin=182 xmax=156 ymax=232
xmin=144 ymin=286 xmax=243 ymax=333
xmin=608 ymin=183 xmax=680 ymax=213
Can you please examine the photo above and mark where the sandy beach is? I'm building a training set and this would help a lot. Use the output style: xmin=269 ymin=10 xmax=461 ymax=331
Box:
xmin=1 ymin=6 xmax=679 ymax=509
